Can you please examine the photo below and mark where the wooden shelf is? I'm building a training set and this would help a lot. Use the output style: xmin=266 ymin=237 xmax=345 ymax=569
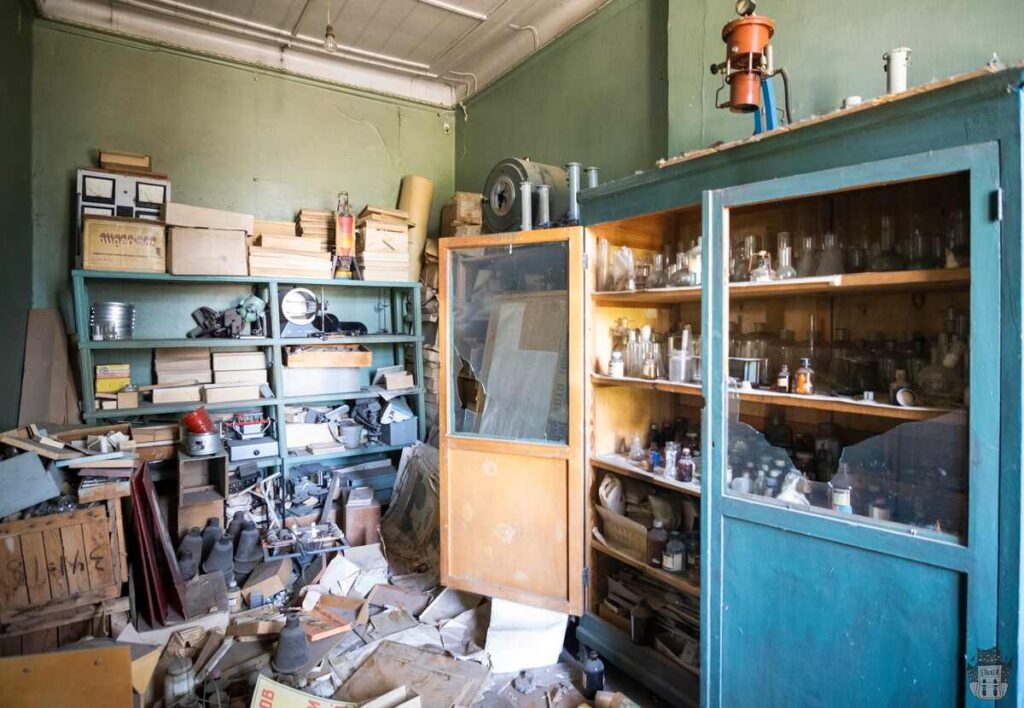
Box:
xmin=86 ymin=335 xmax=421 ymax=350
xmin=592 ymin=539 xmax=700 ymax=599
xmin=73 ymin=269 xmax=421 ymax=290
xmin=285 ymin=443 xmax=408 ymax=465
xmin=592 ymin=453 xmax=700 ymax=498
xmin=592 ymin=268 xmax=969 ymax=306
xmin=591 ymin=373 xmax=951 ymax=421
xmin=591 ymin=374 xmax=703 ymax=400
xmin=576 ymin=613 xmax=699 ymax=708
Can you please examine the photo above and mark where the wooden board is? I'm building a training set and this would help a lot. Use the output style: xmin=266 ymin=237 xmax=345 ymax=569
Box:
xmin=0 ymin=645 xmax=132 ymax=707
xmin=18 ymin=309 xmax=81 ymax=427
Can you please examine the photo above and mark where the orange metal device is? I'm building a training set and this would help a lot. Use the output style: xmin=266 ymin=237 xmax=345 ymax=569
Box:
xmin=717 ymin=14 xmax=775 ymax=113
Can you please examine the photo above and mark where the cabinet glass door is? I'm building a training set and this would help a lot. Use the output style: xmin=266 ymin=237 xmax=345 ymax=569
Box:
xmin=702 ymin=144 xmax=1000 ymax=706
xmin=439 ymin=228 xmax=584 ymax=614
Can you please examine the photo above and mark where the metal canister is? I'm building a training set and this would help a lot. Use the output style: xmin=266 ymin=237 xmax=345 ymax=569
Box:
xmin=565 ymin=162 xmax=582 ymax=224
xmin=519 ymin=180 xmax=533 ymax=231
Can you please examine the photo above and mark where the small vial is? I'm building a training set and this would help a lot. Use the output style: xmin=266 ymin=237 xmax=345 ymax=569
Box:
xmin=776 ymin=364 xmax=791 ymax=392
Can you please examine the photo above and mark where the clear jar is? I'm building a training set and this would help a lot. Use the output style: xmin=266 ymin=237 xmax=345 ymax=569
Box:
xmin=815 ymin=231 xmax=845 ymax=276
xmin=687 ymin=238 xmax=702 ymax=285
xmin=794 ymin=357 xmax=815 ymax=395
xmin=663 ymin=441 xmax=680 ymax=479
xmin=795 ymin=234 xmax=818 ymax=277
xmin=608 ymin=350 xmax=624 ymax=378
xmin=946 ymin=208 xmax=969 ymax=267
xmin=870 ymin=216 xmax=906 ymax=271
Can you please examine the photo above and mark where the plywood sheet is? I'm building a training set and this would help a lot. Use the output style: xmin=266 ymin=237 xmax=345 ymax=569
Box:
xmin=0 ymin=645 xmax=132 ymax=707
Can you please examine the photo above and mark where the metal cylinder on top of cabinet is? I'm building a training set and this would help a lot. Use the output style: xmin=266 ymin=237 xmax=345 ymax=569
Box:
xmin=482 ymin=158 xmax=569 ymax=233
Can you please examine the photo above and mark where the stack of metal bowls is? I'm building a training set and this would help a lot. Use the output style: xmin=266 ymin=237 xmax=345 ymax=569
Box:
xmin=90 ymin=301 xmax=135 ymax=340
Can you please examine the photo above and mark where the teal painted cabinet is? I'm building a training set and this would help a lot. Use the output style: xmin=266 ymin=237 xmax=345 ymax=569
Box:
xmin=578 ymin=67 xmax=1023 ymax=706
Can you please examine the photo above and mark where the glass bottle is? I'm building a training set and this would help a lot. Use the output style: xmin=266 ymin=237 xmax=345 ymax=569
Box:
xmin=795 ymin=234 xmax=818 ymax=277
xmin=663 ymin=441 xmax=680 ymax=480
xmin=647 ymin=519 xmax=668 ymax=568
xmin=647 ymin=253 xmax=669 ymax=288
xmin=669 ymin=252 xmax=691 ymax=286
xmin=946 ymin=208 xmax=969 ymax=268
xmin=775 ymin=364 xmax=791 ymax=392
xmin=662 ymin=532 xmax=686 ymax=574
xmin=906 ymin=226 xmax=935 ymax=270
xmin=630 ymin=600 xmax=652 ymax=645
xmin=628 ymin=434 xmax=645 ymax=462
xmin=830 ymin=462 xmax=854 ymax=514
xmin=875 ymin=339 xmax=905 ymax=393
xmin=771 ymin=329 xmax=796 ymax=380
xmin=815 ymin=231 xmax=845 ymax=276
xmin=869 ymin=216 xmax=906 ymax=271
xmin=731 ymin=237 xmax=751 ymax=282
xmin=775 ymin=232 xmax=797 ymax=279
xmin=794 ymin=358 xmax=815 ymax=395
xmin=829 ymin=328 xmax=857 ymax=396
xmin=846 ymin=225 xmax=870 ymax=273
xmin=608 ymin=350 xmax=624 ymax=378
xmin=626 ymin=330 xmax=643 ymax=378
xmin=687 ymin=238 xmax=702 ymax=286
xmin=815 ymin=422 xmax=843 ymax=480
xmin=677 ymin=448 xmax=696 ymax=483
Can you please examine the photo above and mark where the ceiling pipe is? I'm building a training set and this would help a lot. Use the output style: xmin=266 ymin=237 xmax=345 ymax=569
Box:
xmin=413 ymin=0 xmax=487 ymax=22
xmin=508 ymin=23 xmax=539 ymax=50
xmin=112 ymin=0 xmax=431 ymax=70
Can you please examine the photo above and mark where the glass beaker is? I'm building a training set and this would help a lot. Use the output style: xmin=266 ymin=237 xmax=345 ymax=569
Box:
xmin=775 ymin=232 xmax=797 ymax=279
xmin=815 ymin=231 xmax=845 ymax=276
xmin=869 ymin=216 xmax=906 ymax=271
xmin=647 ymin=253 xmax=669 ymax=288
xmin=795 ymin=234 xmax=818 ymax=277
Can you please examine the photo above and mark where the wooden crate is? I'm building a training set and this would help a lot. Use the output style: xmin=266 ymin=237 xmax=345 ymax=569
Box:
xmin=0 ymin=503 xmax=124 ymax=624
xmin=284 ymin=344 xmax=372 ymax=369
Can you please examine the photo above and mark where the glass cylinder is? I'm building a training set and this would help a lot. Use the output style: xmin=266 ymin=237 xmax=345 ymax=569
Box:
xmin=946 ymin=208 xmax=969 ymax=267
xmin=647 ymin=253 xmax=668 ymax=288
xmin=597 ymin=237 xmax=610 ymax=290
xmin=870 ymin=215 xmax=906 ymax=271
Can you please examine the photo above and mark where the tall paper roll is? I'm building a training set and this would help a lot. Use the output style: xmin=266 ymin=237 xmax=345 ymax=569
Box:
xmin=397 ymin=175 xmax=434 ymax=282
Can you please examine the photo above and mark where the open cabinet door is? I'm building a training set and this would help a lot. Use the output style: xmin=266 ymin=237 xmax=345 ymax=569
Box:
xmin=439 ymin=227 xmax=584 ymax=615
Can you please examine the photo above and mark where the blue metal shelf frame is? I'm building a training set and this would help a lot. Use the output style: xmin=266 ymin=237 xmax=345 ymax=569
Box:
xmin=71 ymin=268 xmax=427 ymax=520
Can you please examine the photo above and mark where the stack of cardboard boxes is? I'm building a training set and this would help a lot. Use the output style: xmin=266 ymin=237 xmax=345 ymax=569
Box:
xmin=356 ymin=206 xmax=411 ymax=282
xmin=206 ymin=352 xmax=268 ymax=403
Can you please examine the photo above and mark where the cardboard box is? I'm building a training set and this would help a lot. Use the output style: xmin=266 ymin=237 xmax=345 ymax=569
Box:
xmin=358 ymin=221 xmax=409 ymax=253
xmin=116 ymin=390 xmax=140 ymax=409
xmin=202 ymin=383 xmax=261 ymax=403
xmin=213 ymin=368 xmax=268 ymax=385
xmin=168 ymin=227 xmax=248 ymax=276
xmin=82 ymin=217 xmax=166 ymax=273
xmin=212 ymin=351 xmax=266 ymax=372
xmin=157 ymin=370 xmax=212 ymax=385
xmin=162 ymin=202 xmax=254 ymax=233
xmin=282 ymin=367 xmax=360 ymax=397
xmin=96 ymin=363 xmax=130 ymax=379
xmin=253 ymin=220 xmax=297 ymax=238
xmin=98 ymin=149 xmax=151 ymax=173
xmin=241 ymin=558 xmax=292 ymax=600
xmin=382 ymin=417 xmax=417 ymax=446
xmin=96 ymin=377 xmax=131 ymax=394
xmin=344 ymin=488 xmax=381 ymax=546
xmin=284 ymin=345 xmax=372 ymax=369
xmin=151 ymin=385 xmax=202 ymax=404
xmin=442 ymin=192 xmax=483 ymax=226
xmin=383 ymin=371 xmax=414 ymax=390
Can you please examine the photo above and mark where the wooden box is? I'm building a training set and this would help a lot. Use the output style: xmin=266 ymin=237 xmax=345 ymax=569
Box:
xmin=82 ymin=217 xmax=166 ymax=273
xmin=0 ymin=504 xmax=124 ymax=624
xmin=202 ymin=383 xmax=261 ymax=403
xmin=441 ymin=192 xmax=482 ymax=228
xmin=212 ymin=351 xmax=266 ymax=372
xmin=357 ymin=221 xmax=409 ymax=254
xmin=284 ymin=345 xmax=372 ymax=369
xmin=151 ymin=385 xmax=202 ymax=404
xmin=595 ymin=506 xmax=647 ymax=561
xmin=167 ymin=227 xmax=248 ymax=276
xmin=176 ymin=452 xmax=227 ymax=535
xmin=162 ymin=202 xmax=254 ymax=233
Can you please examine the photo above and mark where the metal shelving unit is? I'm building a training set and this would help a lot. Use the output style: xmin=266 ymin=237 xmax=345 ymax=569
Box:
xmin=71 ymin=269 xmax=425 ymax=489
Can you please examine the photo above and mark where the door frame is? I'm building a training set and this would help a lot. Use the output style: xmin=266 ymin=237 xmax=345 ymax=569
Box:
xmin=700 ymin=143 xmax=1003 ymax=705
xmin=438 ymin=227 xmax=586 ymax=614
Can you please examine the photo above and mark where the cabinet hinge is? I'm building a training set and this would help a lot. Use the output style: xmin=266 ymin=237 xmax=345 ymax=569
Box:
xmin=582 ymin=252 xmax=590 ymax=270
xmin=991 ymin=188 xmax=1004 ymax=222
xmin=582 ymin=566 xmax=590 ymax=587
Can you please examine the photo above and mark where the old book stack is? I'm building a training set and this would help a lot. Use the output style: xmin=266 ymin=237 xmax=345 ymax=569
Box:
xmin=248 ymin=216 xmax=333 ymax=279
xmin=440 ymin=192 xmax=482 ymax=237
xmin=356 ymin=206 xmax=411 ymax=282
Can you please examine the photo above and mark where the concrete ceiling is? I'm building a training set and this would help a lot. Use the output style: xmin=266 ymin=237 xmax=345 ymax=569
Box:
xmin=35 ymin=0 xmax=613 ymax=107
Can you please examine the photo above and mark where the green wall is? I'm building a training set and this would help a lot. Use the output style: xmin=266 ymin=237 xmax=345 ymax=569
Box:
xmin=32 ymin=22 xmax=455 ymax=309
xmin=454 ymin=0 xmax=668 ymax=193
xmin=1 ymin=0 xmax=34 ymax=429
xmin=668 ymin=0 xmax=1024 ymax=155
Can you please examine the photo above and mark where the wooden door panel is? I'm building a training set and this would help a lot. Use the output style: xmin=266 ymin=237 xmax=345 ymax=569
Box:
xmin=445 ymin=448 xmax=568 ymax=602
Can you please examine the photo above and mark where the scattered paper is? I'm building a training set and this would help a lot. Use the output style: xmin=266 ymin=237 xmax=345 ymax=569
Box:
xmin=484 ymin=599 xmax=567 ymax=674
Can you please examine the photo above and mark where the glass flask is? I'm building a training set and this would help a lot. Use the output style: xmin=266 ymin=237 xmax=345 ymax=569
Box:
xmin=647 ymin=253 xmax=669 ymax=288
xmin=731 ymin=236 xmax=753 ymax=282
xmin=846 ymin=224 xmax=870 ymax=273
xmin=748 ymin=251 xmax=775 ymax=282
xmin=771 ymin=329 xmax=797 ymax=380
xmin=869 ymin=216 xmax=906 ymax=271
xmin=795 ymin=234 xmax=818 ymax=277
xmin=775 ymin=232 xmax=797 ymax=279
xmin=815 ymin=231 xmax=845 ymax=276
xmin=669 ymin=252 xmax=691 ymax=286
xmin=906 ymin=227 xmax=936 ymax=270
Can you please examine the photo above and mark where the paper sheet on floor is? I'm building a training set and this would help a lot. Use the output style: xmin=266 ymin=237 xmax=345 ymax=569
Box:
xmin=484 ymin=598 xmax=568 ymax=673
